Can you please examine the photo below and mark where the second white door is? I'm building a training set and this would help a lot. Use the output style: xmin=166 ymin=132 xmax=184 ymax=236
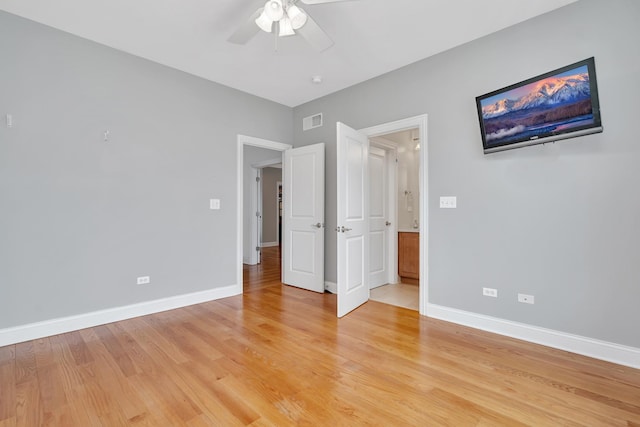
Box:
xmin=282 ymin=143 xmax=325 ymax=293
xmin=337 ymin=122 xmax=370 ymax=317
xmin=369 ymin=146 xmax=389 ymax=288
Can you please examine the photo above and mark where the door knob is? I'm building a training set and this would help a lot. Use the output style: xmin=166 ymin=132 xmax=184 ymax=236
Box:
xmin=385 ymin=221 xmax=391 ymax=226
xmin=312 ymin=223 xmax=323 ymax=228
xmin=341 ymin=226 xmax=352 ymax=233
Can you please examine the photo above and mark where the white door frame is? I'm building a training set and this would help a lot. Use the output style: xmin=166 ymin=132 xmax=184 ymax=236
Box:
xmin=369 ymin=137 xmax=399 ymax=287
xmin=359 ymin=114 xmax=428 ymax=316
xmin=236 ymin=135 xmax=292 ymax=292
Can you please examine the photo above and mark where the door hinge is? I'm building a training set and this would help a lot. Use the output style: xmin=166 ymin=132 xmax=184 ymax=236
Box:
xmin=256 ymin=211 xmax=261 ymax=217
xmin=256 ymin=176 xmax=261 ymax=182
xmin=256 ymin=246 xmax=260 ymax=251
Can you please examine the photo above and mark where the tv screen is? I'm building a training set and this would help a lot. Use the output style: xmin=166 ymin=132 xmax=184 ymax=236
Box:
xmin=476 ymin=57 xmax=603 ymax=154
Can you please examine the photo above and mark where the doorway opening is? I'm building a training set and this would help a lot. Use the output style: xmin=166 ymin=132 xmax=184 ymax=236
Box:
xmin=249 ymin=161 xmax=283 ymax=266
xmin=246 ymin=153 xmax=283 ymax=266
xmin=237 ymin=136 xmax=325 ymax=296
xmin=369 ymin=128 xmax=420 ymax=311
xmin=359 ymin=114 xmax=428 ymax=316
xmin=236 ymin=135 xmax=291 ymax=292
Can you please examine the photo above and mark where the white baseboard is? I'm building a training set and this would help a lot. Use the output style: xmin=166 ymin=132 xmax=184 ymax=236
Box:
xmin=8 ymin=285 xmax=636 ymax=369
xmin=427 ymin=303 xmax=640 ymax=369
xmin=0 ymin=284 xmax=241 ymax=347
xmin=260 ymin=242 xmax=279 ymax=248
xmin=325 ymin=281 xmax=337 ymax=294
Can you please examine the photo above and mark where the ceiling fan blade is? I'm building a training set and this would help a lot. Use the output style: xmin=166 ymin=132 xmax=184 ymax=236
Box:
xmin=299 ymin=0 xmax=354 ymax=4
xmin=227 ymin=8 xmax=262 ymax=44
xmin=296 ymin=14 xmax=334 ymax=52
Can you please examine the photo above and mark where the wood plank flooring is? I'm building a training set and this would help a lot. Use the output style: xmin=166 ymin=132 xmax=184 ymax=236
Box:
xmin=1 ymin=246 xmax=639 ymax=425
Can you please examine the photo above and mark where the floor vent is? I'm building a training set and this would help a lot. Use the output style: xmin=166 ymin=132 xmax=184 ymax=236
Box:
xmin=303 ymin=113 xmax=323 ymax=131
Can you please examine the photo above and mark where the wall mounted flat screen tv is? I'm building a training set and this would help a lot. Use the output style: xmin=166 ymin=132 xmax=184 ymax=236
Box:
xmin=476 ymin=57 xmax=603 ymax=154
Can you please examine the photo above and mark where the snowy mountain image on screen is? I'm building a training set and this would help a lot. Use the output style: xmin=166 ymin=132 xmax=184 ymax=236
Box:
xmin=482 ymin=73 xmax=591 ymax=119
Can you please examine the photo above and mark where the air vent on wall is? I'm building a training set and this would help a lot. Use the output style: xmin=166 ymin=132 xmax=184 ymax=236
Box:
xmin=303 ymin=113 xmax=323 ymax=131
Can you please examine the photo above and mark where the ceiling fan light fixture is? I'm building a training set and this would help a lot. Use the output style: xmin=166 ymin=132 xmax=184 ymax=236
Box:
xmin=255 ymin=8 xmax=274 ymax=33
xmin=264 ymin=0 xmax=284 ymax=22
xmin=287 ymin=5 xmax=308 ymax=30
xmin=279 ymin=16 xmax=295 ymax=37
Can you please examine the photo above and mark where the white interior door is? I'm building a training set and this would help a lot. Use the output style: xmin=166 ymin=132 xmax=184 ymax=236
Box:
xmin=337 ymin=122 xmax=369 ymax=317
xmin=369 ymin=146 xmax=388 ymax=288
xmin=247 ymin=167 xmax=261 ymax=265
xmin=256 ymin=169 xmax=262 ymax=264
xmin=282 ymin=143 xmax=325 ymax=293
xmin=276 ymin=181 xmax=282 ymax=246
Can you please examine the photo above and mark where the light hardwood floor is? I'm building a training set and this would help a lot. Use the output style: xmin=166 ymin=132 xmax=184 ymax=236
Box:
xmin=1 ymin=246 xmax=639 ymax=426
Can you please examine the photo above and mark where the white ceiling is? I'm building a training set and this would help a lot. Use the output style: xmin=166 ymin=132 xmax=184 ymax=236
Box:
xmin=0 ymin=0 xmax=577 ymax=107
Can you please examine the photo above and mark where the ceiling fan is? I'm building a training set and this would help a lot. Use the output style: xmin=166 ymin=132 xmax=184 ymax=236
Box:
xmin=228 ymin=0 xmax=353 ymax=52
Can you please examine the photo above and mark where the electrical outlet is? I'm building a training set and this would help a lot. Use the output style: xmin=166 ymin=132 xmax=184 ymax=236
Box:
xmin=137 ymin=276 xmax=150 ymax=285
xmin=483 ymin=287 xmax=498 ymax=298
xmin=518 ymin=293 xmax=534 ymax=304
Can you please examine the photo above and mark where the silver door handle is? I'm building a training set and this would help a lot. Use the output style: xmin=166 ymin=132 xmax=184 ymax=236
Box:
xmin=312 ymin=223 xmax=323 ymax=228
xmin=385 ymin=221 xmax=391 ymax=226
xmin=341 ymin=226 xmax=352 ymax=233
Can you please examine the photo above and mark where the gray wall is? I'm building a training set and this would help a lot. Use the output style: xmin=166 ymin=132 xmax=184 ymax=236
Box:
xmin=293 ymin=0 xmax=640 ymax=348
xmin=261 ymin=167 xmax=282 ymax=245
xmin=3 ymin=1 xmax=639 ymax=350
xmin=0 ymin=11 xmax=292 ymax=328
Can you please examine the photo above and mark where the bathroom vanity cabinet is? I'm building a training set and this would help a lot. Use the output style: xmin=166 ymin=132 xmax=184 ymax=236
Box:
xmin=398 ymin=231 xmax=419 ymax=285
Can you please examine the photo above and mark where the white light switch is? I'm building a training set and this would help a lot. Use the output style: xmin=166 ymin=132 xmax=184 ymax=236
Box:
xmin=6 ymin=114 xmax=13 ymax=128
xmin=210 ymin=199 xmax=220 ymax=210
xmin=439 ymin=196 xmax=457 ymax=208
